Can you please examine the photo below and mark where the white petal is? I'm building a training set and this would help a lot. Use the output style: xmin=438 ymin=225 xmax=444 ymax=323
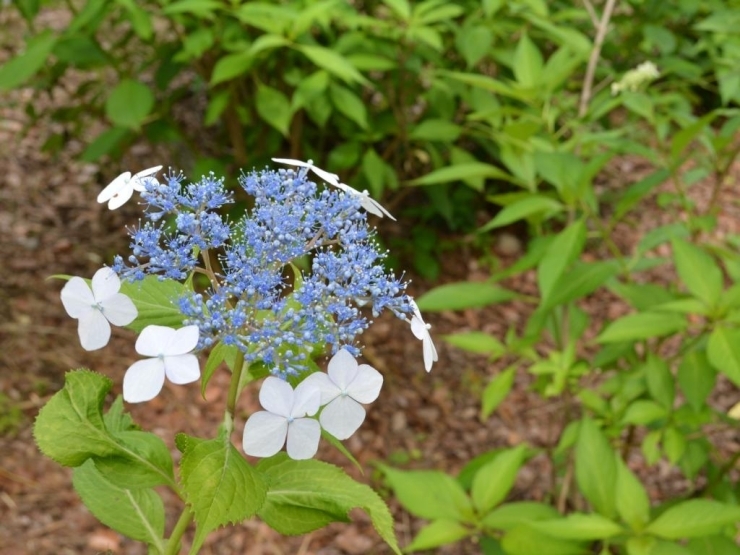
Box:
xmin=272 ymin=157 xmax=309 ymax=168
xmin=97 ymin=172 xmax=131 ymax=203
xmin=319 ymin=397 xmax=366 ymax=440
xmin=347 ymin=364 xmax=383 ymax=403
xmin=99 ymin=293 xmax=138 ymax=326
xmin=123 ymin=358 xmax=166 ymax=403
xmin=163 ymin=325 xmax=199 ymax=356
xmin=286 ymin=418 xmax=321 ymax=459
xmin=77 ymin=309 xmax=111 ymax=351
xmin=243 ymin=411 xmax=288 ymax=457
xmin=136 ymin=325 xmax=175 ymax=357
xmin=91 ymin=267 xmax=121 ymax=301
xmin=410 ymin=315 xmax=429 ymax=341
xmin=363 ymin=196 xmax=396 ymax=221
xmin=301 ymin=372 xmax=340 ymax=406
xmin=327 ymin=349 xmax=359 ymax=389
xmin=132 ymin=166 xmax=163 ymax=191
xmin=259 ymin=377 xmax=294 ymax=417
xmin=164 ymin=354 xmax=200 ymax=384
xmin=423 ymin=336 xmax=438 ymax=373
xmin=271 ymin=157 xmax=340 ymax=186
xmin=133 ymin=165 xmax=163 ymax=179
xmin=60 ymin=277 xmax=95 ymax=318
xmin=292 ymin=380 xmax=321 ymax=417
xmin=107 ymin=184 xmax=135 ymax=210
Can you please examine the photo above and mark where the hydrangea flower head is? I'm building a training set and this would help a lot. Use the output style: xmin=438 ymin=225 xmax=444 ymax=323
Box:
xmin=60 ymin=267 xmax=138 ymax=350
xmin=302 ymin=348 xmax=383 ymax=439
xmin=123 ymin=325 xmax=200 ymax=403
xmin=242 ymin=377 xmax=321 ymax=460
xmin=97 ymin=166 xmax=162 ymax=210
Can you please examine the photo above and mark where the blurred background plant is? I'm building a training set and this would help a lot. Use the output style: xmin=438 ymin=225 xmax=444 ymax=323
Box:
xmin=4 ymin=0 xmax=740 ymax=553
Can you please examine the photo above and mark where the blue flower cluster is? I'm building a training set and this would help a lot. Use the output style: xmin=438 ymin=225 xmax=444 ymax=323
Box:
xmin=116 ymin=167 xmax=412 ymax=378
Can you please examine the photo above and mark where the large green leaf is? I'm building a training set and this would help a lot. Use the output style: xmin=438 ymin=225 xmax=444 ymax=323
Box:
xmin=416 ymin=282 xmax=516 ymax=311
xmin=646 ymin=500 xmax=740 ymax=539
xmin=73 ymin=460 xmax=165 ymax=549
xmin=575 ymin=418 xmax=616 ymax=517
xmin=260 ymin=456 xmax=400 ymax=553
xmin=119 ymin=277 xmax=186 ymax=332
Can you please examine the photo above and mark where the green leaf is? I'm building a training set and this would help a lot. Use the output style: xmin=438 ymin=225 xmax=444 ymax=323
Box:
xmin=482 ymin=502 xmax=559 ymax=531
xmin=119 ymin=277 xmax=186 ymax=332
xmin=663 ymin=427 xmax=686 ymax=464
xmin=95 ymin=430 xmax=174 ymax=489
xmin=644 ymin=353 xmax=675 ymax=409
xmin=482 ymin=366 xmax=516 ymax=419
xmin=672 ymin=239 xmax=723 ymax=309
xmin=622 ymin=400 xmax=669 ymax=425
xmin=531 ymin=513 xmax=624 ymax=540
xmin=81 ymin=126 xmax=131 ymax=162
xmin=614 ymin=169 xmax=670 ymax=220
xmin=541 ymin=261 xmax=620 ymax=312
xmin=255 ymin=83 xmax=292 ymax=136
xmin=670 ymin=113 xmax=717 ymax=168
xmin=409 ymin=119 xmax=462 ymax=142
xmin=456 ymin=25 xmax=493 ymax=67
xmin=179 ymin=433 xmax=267 ymax=552
xmin=383 ymin=0 xmax=410 ymax=19
xmin=609 ymin=282 xmax=677 ymax=311
xmin=162 ymin=0 xmax=222 ymax=17
xmin=480 ymin=196 xmax=563 ymax=231
xmin=416 ymin=282 xmax=517 ymax=311
xmin=538 ymin=219 xmax=586 ymax=302
xmin=615 ymin=457 xmax=650 ymax=531
xmin=73 ymin=460 xmax=165 ymax=548
xmin=380 ymin=465 xmax=473 ymax=522
xmin=472 ymin=446 xmax=527 ymax=513
xmin=646 ymin=500 xmax=740 ymax=539
xmin=513 ymin=32 xmax=543 ymax=88
xmin=406 ymin=519 xmax=471 ymax=551
xmin=210 ymin=51 xmax=253 ymax=85
xmin=410 ymin=162 xmax=513 ymax=186
xmin=597 ymin=312 xmax=687 ymax=343
xmin=105 ymin=79 xmax=155 ymax=130
xmin=34 ymin=370 xmax=121 ymax=466
xmin=687 ymin=535 xmax=740 ymax=555
xmin=575 ymin=417 xmax=616 ymax=518
xmin=707 ymin=326 xmax=740 ymax=386
xmin=297 ymin=44 xmax=369 ymax=85
xmin=677 ymin=349 xmax=715 ymax=411
xmin=53 ymin=35 xmax=108 ymax=68
xmin=0 ymin=31 xmax=56 ymax=90
xmin=443 ymin=331 xmax=505 ymax=356
xmin=115 ymin=0 xmax=153 ymax=40
xmin=502 ymin=525 xmax=586 ymax=555
xmin=329 ymin=84 xmax=367 ymax=129
xmin=260 ymin=456 xmax=400 ymax=553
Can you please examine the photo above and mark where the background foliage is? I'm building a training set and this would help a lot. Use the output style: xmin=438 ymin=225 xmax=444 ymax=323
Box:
xmin=5 ymin=0 xmax=740 ymax=553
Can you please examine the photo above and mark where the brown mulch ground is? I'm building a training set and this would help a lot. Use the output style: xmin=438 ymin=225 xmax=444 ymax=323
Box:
xmin=3 ymin=15 xmax=740 ymax=555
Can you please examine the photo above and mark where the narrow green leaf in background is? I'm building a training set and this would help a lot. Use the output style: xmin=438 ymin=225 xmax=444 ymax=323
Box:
xmin=406 ymin=519 xmax=471 ymax=551
xmin=530 ymin=513 xmax=624 ymax=540
xmin=597 ymin=312 xmax=687 ymax=343
xmin=255 ymin=83 xmax=292 ymax=136
xmin=0 ymin=30 xmax=56 ymax=90
xmin=615 ymin=457 xmax=650 ymax=531
xmin=672 ymin=238 xmax=723 ymax=309
xmin=443 ymin=331 xmax=505 ymax=356
xmin=575 ymin=417 xmax=617 ymax=517
xmin=645 ymin=500 xmax=740 ymax=539
xmin=480 ymin=195 xmax=563 ymax=231
xmin=677 ymin=349 xmax=715 ymax=411
xmin=410 ymin=162 xmax=513 ymax=186
xmin=329 ymin=84 xmax=368 ymax=129
xmin=538 ymin=219 xmax=586 ymax=302
xmin=472 ymin=446 xmax=527 ymax=513
xmin=707 ymin=325 xmax=740 ymax=386
xmin=416 ymin=282 xmax=516 ymax=311
xmin=481 ymin=366 xmax=516 ymax=419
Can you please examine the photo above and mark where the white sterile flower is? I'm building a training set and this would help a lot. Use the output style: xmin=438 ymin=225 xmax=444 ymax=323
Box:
xmin=409 ymin=298 xmax=438 ymax=372
xmin=272 ymin=157 xmax=341 ymax=187
xmin=123 ymin=325 xmax=200 ymax=403
xmin=336 ymin=182 xmax=396 ymax=220
xmin=60 ymin=267 xmax=138 ymax=351
xmin=243 ymin=377 xmax=322 ymax=460
xmin=302 ymin=348 xmax=383 ymax=440
xmin=97 ymin=165 xmax=163 ymax=210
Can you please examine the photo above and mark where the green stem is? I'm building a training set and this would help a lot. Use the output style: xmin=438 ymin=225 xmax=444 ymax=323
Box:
xmin=164 ymin=508 xmax=193 ymax=555
xmin=227 ymin=350 xmax=245 ymax=416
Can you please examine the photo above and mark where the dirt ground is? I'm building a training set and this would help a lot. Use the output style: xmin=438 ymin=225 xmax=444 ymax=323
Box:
xmin=2 ymin=22 xmax=740 ymax=555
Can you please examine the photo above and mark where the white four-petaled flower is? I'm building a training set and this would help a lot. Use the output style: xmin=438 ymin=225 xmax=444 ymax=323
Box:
xmin=123 ymin=325 xmax=200 ymax=403
xmin=302 ymin=348 xmax=383 ymax=439
xmin=242 ymin=377 xmax=321 ymax=460
xmin=60 ymin=267 xmax=138 ymax=351
xmin=272 ymin=157 xmax=394 ymax=219
xmin=409 ymin=298 xmax=438 ymax=372
xmin=97 ymin=165 xmax=163 ymax=210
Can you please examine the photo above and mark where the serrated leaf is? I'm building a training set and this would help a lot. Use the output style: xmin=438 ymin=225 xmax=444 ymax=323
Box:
xmin=472 ymin=446 xmax=527 ymax=513
xmin=256 ymin=83 xmax=292 ymax=136
xmin=119 ymin=277 xmax=186 ymax=332
xmin=707 ymin=326 xmax=740 ymax=386
xmin=0 ymin=31 xmax=56 ymax=91
xmin=95 ymin=430 xmax=174 ymax=489
xmin=575 ymin=417 xmax=616 ymax=517
xmin=73 ymin=460 xmax=165 ymax=548
xmin=105 ymin=79 xmax=155 ymax=130
xmin=380 ymin=465 xmax=473 ymax=522
xmin=180 ymin=433 xmax=267 ymax=552
xmin=34 ymin=370 xmax=122 ymax=466
xmin=646 ymin=500 xmax=740 ymax=539
xmin=597 ymin=312 xmax=687 ymax=343
xmin=416 ymin=282 xmax=516 ymax=311
xmin=260 ymin=456 xmax=401 ymax=553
